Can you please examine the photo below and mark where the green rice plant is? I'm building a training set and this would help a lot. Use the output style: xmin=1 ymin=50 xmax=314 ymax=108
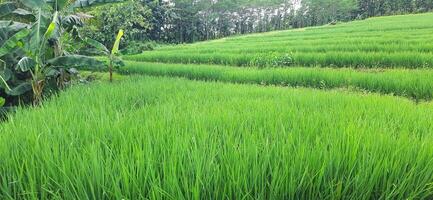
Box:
xmin=249 ymin=52 xmax=294 ymax=67
xmin=121 ymin=61 xmax=433 ymax=100
xmin=126 ymin=51 xmax=433 ymax=68
xmin=124 ymin=13 xmax=433 ymax=69
xmin=1 ymin=76 xmax=433 ymax=199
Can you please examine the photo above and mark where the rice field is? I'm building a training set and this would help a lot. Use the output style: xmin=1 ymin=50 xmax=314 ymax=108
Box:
xmin=122 ymin=61 xmax=433 ymax=101
xmin=1 ymin=12 xmax=433 ymax=199
xmin=125 ymin=13 xmax=433 ymax=68
xmin=2 ymin=77 xmax=433 ymax=199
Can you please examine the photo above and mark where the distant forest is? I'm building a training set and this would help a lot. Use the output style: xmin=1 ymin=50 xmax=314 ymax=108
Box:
xmin=80 ymin=0 xmax=433 ymax=45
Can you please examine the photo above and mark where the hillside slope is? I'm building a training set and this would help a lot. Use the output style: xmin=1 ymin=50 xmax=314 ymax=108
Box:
xmin=126 ymin=13 xmax=433 ymax=68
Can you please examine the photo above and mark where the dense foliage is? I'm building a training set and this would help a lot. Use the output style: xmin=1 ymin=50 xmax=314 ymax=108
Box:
xmin=0 ymin=0 xmax=118 ymax=107
xmin=80 ymin=1 xmax=152 ymax=46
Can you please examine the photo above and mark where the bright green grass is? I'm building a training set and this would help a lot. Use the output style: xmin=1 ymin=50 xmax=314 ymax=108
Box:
xmin=1 ymin=76 xmax=433 ymax=199
xmin=125 ymin=13 xmax=433 ymax=68
xmin=122 ymin=61 xmax=433 ymax=100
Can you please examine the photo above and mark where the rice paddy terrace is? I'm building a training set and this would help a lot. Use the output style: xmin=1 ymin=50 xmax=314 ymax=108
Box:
xmin=2 ymin=13 xmax=433 ymax=199
xmin=126 ymin=13 xmax=433 ymax=68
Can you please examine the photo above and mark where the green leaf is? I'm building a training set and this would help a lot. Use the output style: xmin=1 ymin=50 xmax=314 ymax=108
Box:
xmin=111 ymin=29 xmax=124 ymax=55
xmin=0 ymin=2 xmax=17 ymax=18
xmin=19 ymin=0 xmax=47 ymax=9
xmin=28 ymin=10 xmax=42 ymax=54
xmin=62 ymin=15 xmax=84 ymax=28
xmin=43 ymin=67 xmax=60 ymax=77
xmin=27 ymin=9 xmax=50 ymax=56
xmin=0 ymin=64 xmax=12 ymax=91
xmin=46 ymin=55 xmax=105 ymax=69
xmin=0 ymin=68 xmax=13 ymax=82
xmin=12 ymin=8 xmax=33 ymax=16
xmin=6 ymin=82 xmax=32 ymax=96
xmin=44 ymin=11 xmax=58 ymax=40
xmin=0 ymin=28 xmax=30 ymax=57
xmin=82 ymin=48 xmax=104 ymax=55
xmin=0 ymin=20 xmax=30 ymax=32
xmin=0 ymin=20 xmax=11 ymax=29
xmin=0 ymin=97 xmax=5 ymax=107
xmin=16 ymin=57 xmax=36 ymax=72
xmin=84 ymin=38 xmax=109 ymax=55
xmin=0 ymin=69 xmax=12 ymax=91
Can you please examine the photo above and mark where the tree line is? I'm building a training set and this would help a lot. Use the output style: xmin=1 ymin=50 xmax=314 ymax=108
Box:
xmin=79 ymin=0 xmax=433 ymax=46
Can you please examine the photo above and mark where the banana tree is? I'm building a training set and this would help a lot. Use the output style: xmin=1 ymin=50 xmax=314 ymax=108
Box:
xmin=84 ymin=29 xmax=124 ymax=82
xmin=0 ymin=0 xmax=121 ymax=105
